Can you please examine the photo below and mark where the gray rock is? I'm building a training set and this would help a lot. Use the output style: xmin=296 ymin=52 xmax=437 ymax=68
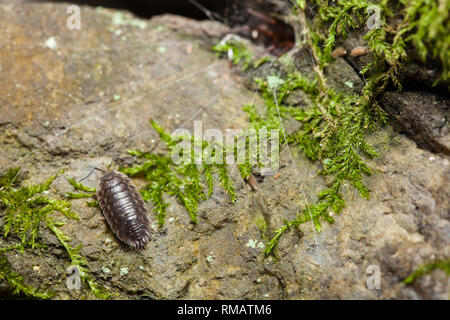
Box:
xmin=380 ymin=91 xmax=449 ymax=155
xmin=0 ymin=3 xmax=448 ymax=300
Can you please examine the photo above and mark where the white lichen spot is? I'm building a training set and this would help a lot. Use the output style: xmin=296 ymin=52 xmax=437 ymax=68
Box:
xmin=206 ymin=255 xmax=214 ymax=263
xmin=157 ymin=46 xmax=166 ymax=53
xmin=156 ymin=25 xmax=164 ymax=32
xmin=246 ymin=239 xmax=258 ymax=248
xmin=111 ymin=12 xmax=147 ymax=29
xmin=101 ymin=266 xmax=111 ymax=274
xmin=45 ymin=37 xmax=57 ymax=50
xmin=112 ymin=12 xmax=126 ymax=25
xmin=256 ymin=278 xmax=261 ymax=283
xmin=344 ymin=81 xmax=354 ymax=88
xmin=133 ymin=20 xmax=147 ymax=30
xmin=257 ymin=242 xmax=265 ymax=249
xmin=113 ymin=94 xmax=121 ymax=101
xmin=168 ymin=217 xmax=175 ymax=223
xmin=33 ymin=266 xmax=40 ymax=273
xmin=138 ymin=266 xmax=144 ymax=270
xmin=429 ymin=156 xmax=435 ymax=161
xmin=104 ymin=238 xmax=112 ymax=243
xmin=120 ymin=267 xmax=129 ymax=276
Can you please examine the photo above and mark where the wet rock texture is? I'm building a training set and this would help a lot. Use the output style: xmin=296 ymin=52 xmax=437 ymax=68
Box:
xmin=380 ymin=91 xmax=449 ymax=155
xmin=0 ymin=4 xmax=449 ymax=299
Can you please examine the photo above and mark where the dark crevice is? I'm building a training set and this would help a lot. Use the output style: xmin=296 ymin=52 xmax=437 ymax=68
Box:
xmin=26 ymin=0 xmax=296 ymax=56
xmin=29 ymin=0 xmax=229 ymax=20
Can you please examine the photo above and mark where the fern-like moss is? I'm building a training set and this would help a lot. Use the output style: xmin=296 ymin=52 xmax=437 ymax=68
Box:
xmin=120 ymin=120 xmax=237 ymax=226
xmin=0 ymin=254 xmax=53 ymax=299
xmin=247 ymin=71 xmax=384 ymax=254
xmin=0 ymin=167 xmax=106 ymax=299
xmin=213 ymin=37 xmax=253 ymax=70
xmin=309 ymin=0 xmax=450 ymax=86
xmin=259 ymin=0 xmax=447 ymax=254
xmin=403 ymin=259 xmax=450 ymax=284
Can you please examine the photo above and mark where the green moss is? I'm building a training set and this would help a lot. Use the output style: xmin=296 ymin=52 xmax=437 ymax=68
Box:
xmin=309 ymin=0 xmax=450 ymax=86
xmin=247 ymin=71 xmax=383 ymax=254
xmin=254 ymin=214 xmax=269 ymax=242
xmin=0 ymin=254 xmax=53 ymax=299
xmin=0 ymin=167 xmax=106 ymax=299
xmin=210 ymin=1 xmax=397 ymax=255
xmin=119 ymin=119 xmax=236 ymax=227
xmin=403 ymin=259 xmax=450 ymax=284
xmin=213 ymin=38 xmax=253 ymax=70
xmin=213 ymin=37 xmax=273 ymax=71
xmin=314 ymin=0 xmax=371 ymax=61
xmin=214 ymin=0 xmax=448 ymax=255
xmin=66 ymin=177 xmax=96 ymax=193
xmin=0 ymin=168 xmax=77 ymax=251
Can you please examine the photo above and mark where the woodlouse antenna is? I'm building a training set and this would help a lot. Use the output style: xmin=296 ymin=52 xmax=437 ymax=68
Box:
xmin=79 ymin=167 xmax=106 ymax=183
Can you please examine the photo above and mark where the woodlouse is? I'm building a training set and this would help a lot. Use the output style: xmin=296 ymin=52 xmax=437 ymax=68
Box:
xmin=95 ymin=170 xmax=151 ymax=249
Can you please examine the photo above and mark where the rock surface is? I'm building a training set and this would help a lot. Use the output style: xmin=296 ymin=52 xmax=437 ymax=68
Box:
xmin=0 ymin=3 xmax=449 ymax=299
xmin=380 ymin=91 xmax=449 ymax=155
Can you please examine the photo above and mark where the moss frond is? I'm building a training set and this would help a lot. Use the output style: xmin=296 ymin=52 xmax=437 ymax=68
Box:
xmin=0 ymin=254 xmax=53 ymax=299
xmin=251 ymin=71 xmax=382 ymax=254
xmin=0 ymin=167 xmax=105 ymax=299
xmin=66 ymin=177 xmax=96 ymax=193
xmin=310 ymin=0 xmax=449 ymax=86
xmin=120 ymin=120 xmax=237 ymax=226
xmin=259 ymin=0 xmax=449 ymax=255
xmin=403 ymin=259 xmax=450 ymax=284
xmin=213 ymin=37 xmax=253 ymax=70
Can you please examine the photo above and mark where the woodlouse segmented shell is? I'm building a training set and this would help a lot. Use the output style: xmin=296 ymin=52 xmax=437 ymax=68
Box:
xmin=97 ymin=171 xmax=151 ymax=249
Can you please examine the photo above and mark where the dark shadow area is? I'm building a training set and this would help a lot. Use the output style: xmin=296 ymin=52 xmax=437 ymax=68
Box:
xmin=26 ymin=0 xmax=296 ymax=55
xmin=28 ymin=0 xmax=229 ymax=20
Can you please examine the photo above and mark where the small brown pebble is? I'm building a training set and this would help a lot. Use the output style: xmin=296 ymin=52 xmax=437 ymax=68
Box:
xmin=350 ymin=46 xmax=368 ymax=57
xmin=331 ymin=46 xmax=347 ymax=58
xmin=273 ymin=172 xmax=281 ymax=179
xmin=245 ymin=174 xmax=258 ymax=191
